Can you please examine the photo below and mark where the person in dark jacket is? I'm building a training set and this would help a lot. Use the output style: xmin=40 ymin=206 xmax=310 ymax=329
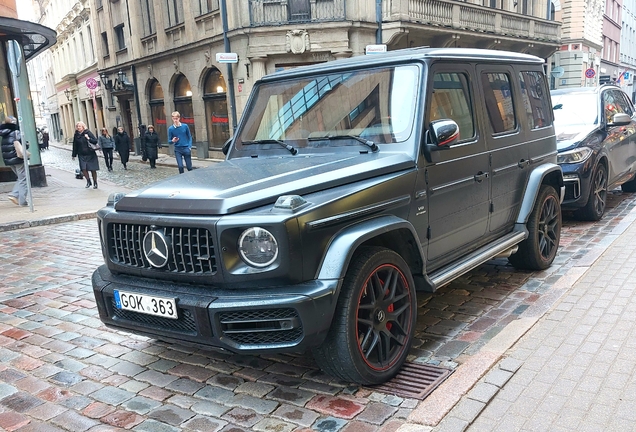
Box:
xmin=42 ymin=128 xmax=49 ymax=150
xmin=98 ymin=127 xmax=115 ymax=171
xmin=114 ymin=126 xmax=130 ymax=170
xmin=0 ymin=116 xmax=27 ymax=206
xmin=72 ymin=121 xmax=100 ymax=189
xmin=144 ymin=125 xmax=160 ymax=169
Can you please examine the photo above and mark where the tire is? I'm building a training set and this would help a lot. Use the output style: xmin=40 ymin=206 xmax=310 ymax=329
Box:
xmin=621 ymin=175 xmax=636 ymax=193
xmin=509 ymin=185 xmax=561 ymax=270
xmin=312 ymin=247 xmax=417 ymax=385
xmin=576 ymin=164 xmax=608 ymax=221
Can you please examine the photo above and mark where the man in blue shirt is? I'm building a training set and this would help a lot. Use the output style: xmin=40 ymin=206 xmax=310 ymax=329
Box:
xmin=168 ymin=111 xmax=193 ymax=174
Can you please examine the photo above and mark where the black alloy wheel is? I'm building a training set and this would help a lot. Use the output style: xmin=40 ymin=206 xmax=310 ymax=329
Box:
xmin=578 ymin=164 xmax=608 ymax=221
xmin=509 ymin=185 xmax=561 ymax=270
xmin=313 ymin=247 xmax=416 ymax=385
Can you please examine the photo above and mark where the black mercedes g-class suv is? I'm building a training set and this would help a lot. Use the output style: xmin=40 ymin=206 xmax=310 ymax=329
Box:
xmin=92 ymin=47 xmax=563 ymax=385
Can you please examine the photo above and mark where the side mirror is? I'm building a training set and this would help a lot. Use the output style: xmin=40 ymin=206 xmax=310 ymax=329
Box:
xmin=610 ymin=113 xmax=632 ymax=127
xmin=222 ymin=138 xmax=232 ymax=155
xmin=428 ymin=119 xmax=459 ymax=148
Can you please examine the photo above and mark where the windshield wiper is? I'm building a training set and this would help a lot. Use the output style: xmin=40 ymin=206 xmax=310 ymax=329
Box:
xmin=242 ymin=139 xmax=298 ymax=155
xmin=308 ymin=135 xmax=379 ymax=152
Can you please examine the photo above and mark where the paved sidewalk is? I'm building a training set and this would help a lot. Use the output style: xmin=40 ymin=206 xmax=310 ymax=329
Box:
xmin=424 ymin=205 xmax=636 ymax=432
xmin=0 ymin=142 xmax=219 ymax=231
xmin=0 ymin=166 xmax=130 ymax=231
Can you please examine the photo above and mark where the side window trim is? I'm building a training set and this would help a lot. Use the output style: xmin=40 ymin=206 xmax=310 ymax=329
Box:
xmin=425 ymin=64 xmax=478 ymax=147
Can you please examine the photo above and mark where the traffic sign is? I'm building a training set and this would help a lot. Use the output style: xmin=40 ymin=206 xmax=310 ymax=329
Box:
xmin=585 ymin=68 xmax=596 ymax=79
xmin=551 ymin=66 xmax=564 ymax=78
xmin=86 ymin=77 xmax=99 ymax=90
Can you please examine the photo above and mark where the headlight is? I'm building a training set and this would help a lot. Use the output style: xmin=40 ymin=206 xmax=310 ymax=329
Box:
xmin=557 ymin=147 xmax=593 ymax=164
xmin=238 ymin=227 xmax=278 ymax=268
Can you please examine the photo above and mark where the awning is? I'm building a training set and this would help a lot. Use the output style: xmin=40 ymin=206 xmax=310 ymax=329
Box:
xmin=0 ymin=17 xmax=57 ymax=61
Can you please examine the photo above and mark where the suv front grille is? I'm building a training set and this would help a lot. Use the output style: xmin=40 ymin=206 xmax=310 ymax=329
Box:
xmin=108 ymin=223 xmax=217 ymax=274
xmin=219 ymin=309 xmax=303 ymax=346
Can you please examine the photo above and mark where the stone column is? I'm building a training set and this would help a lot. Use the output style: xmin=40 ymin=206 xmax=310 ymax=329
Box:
xmin=250 ymin=57 xmax=268 ymax=82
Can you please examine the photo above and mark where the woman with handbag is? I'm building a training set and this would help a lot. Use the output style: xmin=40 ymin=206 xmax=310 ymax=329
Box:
xmin=72 ymin=121 xmax=100 ymax=189
xmin=114 ymin=126 xmax=131 ymax=170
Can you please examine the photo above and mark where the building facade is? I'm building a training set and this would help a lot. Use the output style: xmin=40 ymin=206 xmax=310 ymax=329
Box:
xmin=37 ymin=0 xmax=102 ymax=144
xmin=620 ymin=0 xmax=636 ymax=99
xmin=91 ymin=0 xmax=561 ymax=159
xmin=600 ymin=0 xmax=623 ymax=84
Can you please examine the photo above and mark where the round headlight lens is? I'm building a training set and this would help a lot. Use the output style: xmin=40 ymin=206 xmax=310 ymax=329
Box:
xmin=238 ymin=227 xmax=279 ymax=268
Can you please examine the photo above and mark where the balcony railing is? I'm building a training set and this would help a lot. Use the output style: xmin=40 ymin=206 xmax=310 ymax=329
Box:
xmin=389 ymin=0 xmax=560 ymax=42
xmin=249 ymin=0 xmax=346 ymax=26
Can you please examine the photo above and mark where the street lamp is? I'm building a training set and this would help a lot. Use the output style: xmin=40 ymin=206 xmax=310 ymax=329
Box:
xmin=63 ymin=88 xmax=71 ymax=101
xmin=99 ymin=72 xmax=113 ymax=91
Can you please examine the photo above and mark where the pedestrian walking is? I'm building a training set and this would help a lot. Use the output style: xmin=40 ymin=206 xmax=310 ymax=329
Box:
xmin=144 ymin=125 xmax=160 ymax=169
xmin=42 ymin=128 xmax=49 ymax=150
xmin=114 ymin=126 xmax=130 ymax=170
xmin=168 ymin=111 xmax=193 ymax=174
xmin=0 ymin=116 xmax=28 ymax=206
xmin=72 ymin=121 xmax=100 ymax=189
xmin=37 ymin=127 xmax=45 ymax=151
xmin=98 ymin=127 xmax=115 ymax=171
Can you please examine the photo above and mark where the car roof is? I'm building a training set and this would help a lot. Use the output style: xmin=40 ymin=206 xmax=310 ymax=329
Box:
xmin=260 ymin=47 xmax=544 ymax=82
xmin=551 ymin=85 xmax=622 ymax=96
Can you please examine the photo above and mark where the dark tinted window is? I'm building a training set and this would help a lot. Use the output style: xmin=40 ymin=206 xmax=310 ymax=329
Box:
xmin=519 ymin=71 xmax=552 ymax=129
xmin=428 ymin=72 xmax=475 ymax=142
xmin=482 ymin=73 xmax=516 ymax=134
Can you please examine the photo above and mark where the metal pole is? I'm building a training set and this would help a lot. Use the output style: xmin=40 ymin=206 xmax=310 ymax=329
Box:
xmin=376 ymin=0 xmax=382 ymax=44
xmin=7 ymin=41 xmax=34 ymax=212
xmin=220 ymin=0 xmax=238 ymax=133
xmin=132 ymin=65 xmax=144 ymax=155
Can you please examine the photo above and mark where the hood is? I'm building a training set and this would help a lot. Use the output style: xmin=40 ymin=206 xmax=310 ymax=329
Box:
xmin=0 ymin=123 xmax=18 ymax=135
xmin=555 ymin=124 xmax=597 ymax=151
xmin=115 ymin=152 xmax=415 ymax=215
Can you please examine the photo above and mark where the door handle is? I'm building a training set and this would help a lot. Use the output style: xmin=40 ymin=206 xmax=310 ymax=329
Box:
xmin=518 ymin=159 xmax=530 ymax=168
xmin=474 ymin=171 xmax=488 ymax=183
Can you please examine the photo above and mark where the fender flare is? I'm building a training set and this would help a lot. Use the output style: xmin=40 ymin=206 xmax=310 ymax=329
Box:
xmin=316 ymin=215 xmax=425 ymax=281
xmin=516 ymin=163 xmax=564 ymax=224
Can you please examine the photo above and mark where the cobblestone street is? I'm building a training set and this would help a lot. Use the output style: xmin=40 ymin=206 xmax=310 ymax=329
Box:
xmin=1 ymin=152 xmax=636 ymax=431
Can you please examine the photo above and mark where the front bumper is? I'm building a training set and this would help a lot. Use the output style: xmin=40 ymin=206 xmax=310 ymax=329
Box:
xmin=559 ymin=161 xmax=593 ymax=209
xmin=92 ymin=265 xmax=341 ymax=353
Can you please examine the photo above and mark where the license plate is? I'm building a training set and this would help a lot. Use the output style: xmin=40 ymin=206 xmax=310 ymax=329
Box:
xmin=114 ymin=290 xmax=178 ymax=319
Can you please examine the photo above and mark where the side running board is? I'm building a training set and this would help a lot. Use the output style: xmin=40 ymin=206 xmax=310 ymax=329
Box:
xmin=428 ymin=230 xmax=527 ymax=291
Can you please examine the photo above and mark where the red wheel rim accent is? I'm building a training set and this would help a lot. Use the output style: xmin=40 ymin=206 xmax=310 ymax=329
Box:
xmin=355 ymin=264 xmax=412 ymax=371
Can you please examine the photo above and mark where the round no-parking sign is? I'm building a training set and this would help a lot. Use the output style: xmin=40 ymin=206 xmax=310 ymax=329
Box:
xmin=585 ymin=68 xmax=596 ymax=79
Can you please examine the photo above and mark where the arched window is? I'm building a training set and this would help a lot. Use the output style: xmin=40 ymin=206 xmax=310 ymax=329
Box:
xmin=173 ymin=74 xmax=196 ymax=142
xmin=203 ymin=68 xmax=229 ymax=150
xmin=148 ymin=80 xmax=167 ymax=142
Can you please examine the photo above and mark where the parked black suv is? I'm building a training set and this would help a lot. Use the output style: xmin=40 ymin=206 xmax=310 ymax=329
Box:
xmin=92 ymin=48 xmax=563 ymax=385
xmin=551 ymin=85 xmax=636 ymax=220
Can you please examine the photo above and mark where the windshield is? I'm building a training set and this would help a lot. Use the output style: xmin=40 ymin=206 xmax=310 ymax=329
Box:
xmin=236 ymin=65 xmax=420 ymax=151
xmin=551 ymin=92 xmax=599 ymax=128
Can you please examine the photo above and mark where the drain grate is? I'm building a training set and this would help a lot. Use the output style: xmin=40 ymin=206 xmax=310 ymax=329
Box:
xmin=370 ymin=362 xmax=453 ymax=399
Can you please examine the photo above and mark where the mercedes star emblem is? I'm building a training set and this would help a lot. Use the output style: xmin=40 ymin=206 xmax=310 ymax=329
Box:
xmin=143 ymin=230 xmax=170 ymax=268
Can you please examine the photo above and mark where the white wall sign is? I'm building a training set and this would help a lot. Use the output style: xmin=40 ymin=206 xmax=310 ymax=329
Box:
xmin=216 ymin=53 xmax=238 ymax=63
xmin=366 ymin=44 xmax=387 ymax=55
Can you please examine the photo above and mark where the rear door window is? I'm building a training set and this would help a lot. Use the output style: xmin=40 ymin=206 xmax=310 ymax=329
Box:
xmin=481 ymin=72 xmax=517 ymax=134
xmin=519 ymin=71 xmax=552 ymax=129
